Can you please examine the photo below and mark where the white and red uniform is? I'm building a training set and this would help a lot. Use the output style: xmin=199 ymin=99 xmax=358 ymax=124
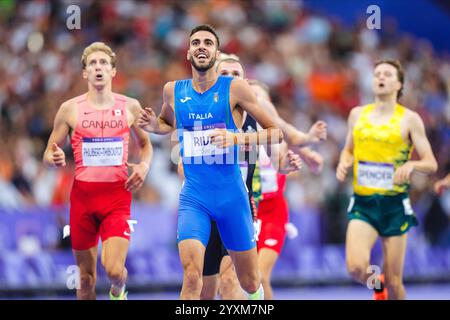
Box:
xmin=256 ymin=147 xmax=289 ymax=255
xmin=69 ymin=93 xmax=132 ymax=250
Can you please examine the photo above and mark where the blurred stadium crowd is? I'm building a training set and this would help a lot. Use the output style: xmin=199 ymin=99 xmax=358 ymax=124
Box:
xmin=0 ymin=0 xmax=449 ymax=247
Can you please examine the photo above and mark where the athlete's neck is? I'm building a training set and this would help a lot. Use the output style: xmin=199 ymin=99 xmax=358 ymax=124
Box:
xmin=87 ymin=86 xmax=115 ymax=109
xmin=374 ymin=95 xmax=397 ymax=113
xmin=192 ymin=69 xmax=217 ymax=93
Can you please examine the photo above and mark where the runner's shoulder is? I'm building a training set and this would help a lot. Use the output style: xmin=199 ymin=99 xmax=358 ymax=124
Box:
xmin=349 ymin=105 xmax=365 ymax=117
xmin=347 ymin=105 xmax=365 ymax=124
xmin=58 ymin=96 xmax=80 ymax=116
xmin=402 ymin=108 xmax=423 ymax=128
xmin=402 ymin=107 xmax=419 ymax=119
xmin=163 ymin=81 xmax=176 ymax=95
xmin=118 ymin=94 xmax=141 ymax=114
xmin=163 ymin=81 xmax=176 ymax=108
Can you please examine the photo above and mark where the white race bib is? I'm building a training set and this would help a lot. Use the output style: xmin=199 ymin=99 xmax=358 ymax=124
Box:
xmin=259 ymin=146 xmax=278 ymax=193
xmin=357 ymin=161 xmax=394 ymax=190
xmin=82 ymin=137 xmax=123 ymax=167
xmin=182 ymin=124 xmax=229 ymax=157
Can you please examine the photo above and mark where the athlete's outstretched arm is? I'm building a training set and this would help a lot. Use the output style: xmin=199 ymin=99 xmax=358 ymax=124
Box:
xmin=210 ymin=78 xmax=282 ymax=148
xmin=394 ymin=112 xmax=438 ymax=184
xmin=280 ymin=118 xmax=326 ymax=147
xmin=177 ymin=157 xmax=184 ymax=181
xmin=297 ymin=147 xmax=324 ymax=174
xmin=251 ymin=85 xmax=324 ymax=172
xmin=43 ymin=102 xmax=71 ymax=167
xmin=434 ymin=173 xmax=450 ymax=195
xmin=257 ymin=97 xmax=327 ymax=147
xmin=336 ymin=107 xmax=361 ymax=182
xmin=138 ymin=82 xmax=175 ymax=135
xmin=127 ymin=99 xmax=153 ymax=192
xmin=278 ymin=143 xmax=302 ymax=175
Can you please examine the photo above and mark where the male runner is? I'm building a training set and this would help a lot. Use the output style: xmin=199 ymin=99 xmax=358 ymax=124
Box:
xmin=138 ymin=24 xmax=283 ymax=300
xmin=43 ymin=42 xmax=152 ymax=300
xmin=336 ymin=60 xmax=437 ymax=300
xmin=199 ymin=56 xmax=326 ymax=300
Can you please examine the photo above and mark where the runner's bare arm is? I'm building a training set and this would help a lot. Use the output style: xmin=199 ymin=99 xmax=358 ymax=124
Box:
xmin=407 ymin=112 xmax=438 ymax=173
xmin=258 ymin=98 xmax=327 ymax=147
xmin=126 ymin=99 xmax=153 ymax=192
xmin=434 ymin=173 xmax=450 ymax=194
xmin=297 ymin=147 xmax=324 ymax=174
xmin=394 ymin=112 xmax=438 ymax=184
xmin=210 ymin=79 xmax=282 ymax=148
xmin=43 ymin=101 xmax=71 ymax=167
xmin=336 ymin=106 xmax=362 ymax=182
xmin=177 ymin=157 xmax=184 ymax=181
xmin=129 ymin=99 xmax=153 ymax=169
xmin=278 ymin=143 xmax=302 ymax=175
xmin=138 ymin=82 xmax=175 ymax=134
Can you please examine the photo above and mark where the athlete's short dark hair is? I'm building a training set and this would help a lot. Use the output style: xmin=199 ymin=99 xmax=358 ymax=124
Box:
xmin=189 ymin=24 xmax=220 ymax=48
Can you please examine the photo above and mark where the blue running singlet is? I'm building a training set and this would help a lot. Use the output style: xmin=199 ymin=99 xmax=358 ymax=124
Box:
xmin=174 ymin=76 xmax=255 ymax=251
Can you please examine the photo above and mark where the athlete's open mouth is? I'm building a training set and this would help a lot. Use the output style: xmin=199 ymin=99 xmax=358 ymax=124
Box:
xmin=196 ymin=51 xmax=208 ymax=60
xmin=96 ymin=74 xmax=103 ymax=80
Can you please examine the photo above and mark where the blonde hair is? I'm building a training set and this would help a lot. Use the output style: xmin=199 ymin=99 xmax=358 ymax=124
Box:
xmin=216 ymin=53 xmax=245 ymax=77
xmin=81 ymin=42 xmax=116 ymax=69
xmin=220 ymin=52 xmax=240 ymax=61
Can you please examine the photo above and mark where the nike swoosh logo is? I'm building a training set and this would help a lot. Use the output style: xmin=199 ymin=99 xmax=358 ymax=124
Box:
xmin=180 ymin=97 xmax=192 ymax=103
xmin=124 ymin=231 xmax=131 ymax=236
xmin=84 ymin=111 xmax=96 ymax=115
